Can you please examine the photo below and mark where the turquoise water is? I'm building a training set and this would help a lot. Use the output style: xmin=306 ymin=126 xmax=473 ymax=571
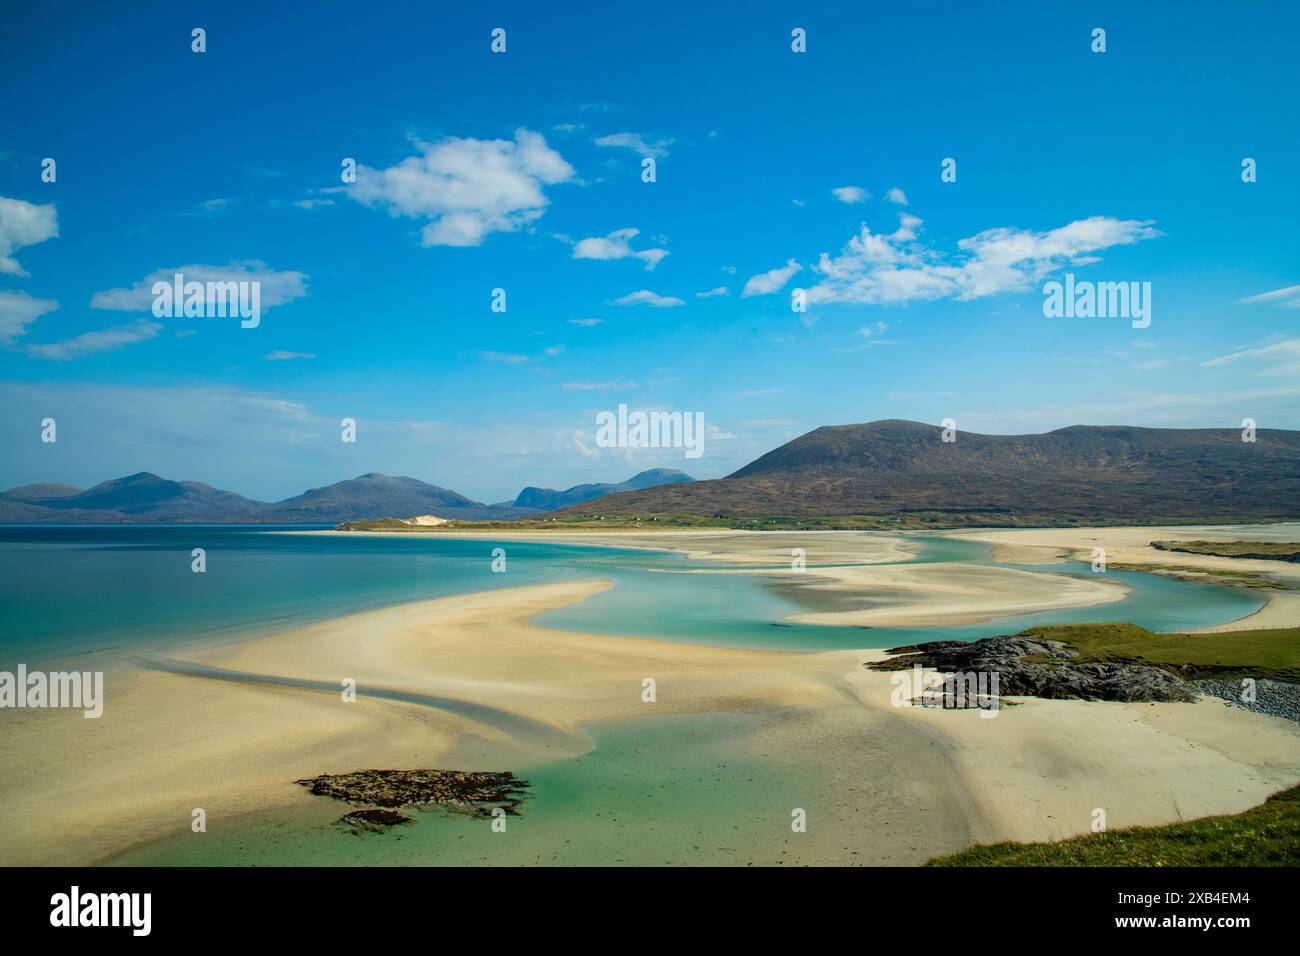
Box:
xmin=1 ymin=524 xmax=1268 ymax=867
xmin=0 ymin=525 xmax=680 ymax=667
xmin=0 ymin=526 xmax=1265 ymax=668
xmin=115 ymin=713 xmax=826 ymax=867
xmin=538 ymin=534 xmax=1265 ymax=648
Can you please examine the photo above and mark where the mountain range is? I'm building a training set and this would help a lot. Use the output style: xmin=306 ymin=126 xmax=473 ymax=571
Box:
xmin=0 ymin=469 xmax=695 ymax=524
xmin=552 ymin=420 xmax=1300 ymax=524
xmin=512 ymin=468 xmax=694 ymax=510
xmin=6 ymin=421 xmax=1299 ymax=526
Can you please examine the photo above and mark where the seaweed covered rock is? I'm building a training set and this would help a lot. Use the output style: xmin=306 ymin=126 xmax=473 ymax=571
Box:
xmin=296 ymin=768 xmax=530 ymax=831
xmin=868 ymin=634 xmax=1195 ymax=703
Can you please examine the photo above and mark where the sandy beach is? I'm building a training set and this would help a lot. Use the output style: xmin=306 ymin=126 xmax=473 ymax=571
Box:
xmin=415 ymin=523 xmax=1300 ymax=631
xmin=947 ymin=523 xmax=1300 ymax=632
xmin=2 ymin=524 xmax=1298 ymax=865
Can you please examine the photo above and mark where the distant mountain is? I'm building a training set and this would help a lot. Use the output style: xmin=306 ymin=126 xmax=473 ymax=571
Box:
xmin=0 ymin=472 xmax=533 ymax=523
xmin=0 ymin=494 xmax=72 ymax=521
xmin=550 ymin=420 xmax=1300 ymax=523
xmin=12 ymin=422 xmax=1297 ymax=527
xmin=19 ymin=473 xmax=267 ymax=519
xmin=3 ymin=483 xmax=83 ymax=501
xmin=265 ymin=473 xmax=532 ymax=522
xmin=514 ymin=468 xmax=694 ymax=511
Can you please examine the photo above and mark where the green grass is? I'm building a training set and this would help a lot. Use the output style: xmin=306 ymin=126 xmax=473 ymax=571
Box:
xmin=1016 ymin=622 xmax=1300 ymax=682
xmin=1108 ymin=562 xmax=1292 ymax=590
xmin=336 ymin=514 xmax=1300 ymax=533
xmin=928 ymin=784 xmax=1300 ymax=866
xmin=333 ymin=513 xmax=952 ymax=532
xmin=332 ymin=517 xmax=420 ymax=531
xmin=1153 ymin=539 xmax=1300 ymax=561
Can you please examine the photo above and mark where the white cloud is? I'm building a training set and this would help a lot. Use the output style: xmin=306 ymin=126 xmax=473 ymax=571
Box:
xmin=612 ymin=289 xmax=684 ymax=308
xmin=742 ymin=258 xmax=802 ymax=297
xmin=568 ymin=318 xmax=604 ymax=326
xmin=264 ymin=351 xmax=316 ymax=361
xmin=1200 ymin=338 xmax=1300 ymax=375
xmin=959 ymin=384 xmax=1300 ymax=434
xmin=0 ymin=197 xmax=58 ymax=276
xmin=0 ymin=291 xmax=58 ymax=345
xmin=695 ymin=286 xmax=728 ymax=298
xmin=26 ymin=319 xmax=162 ymax=361
xmin=806 ymin=213 xmax=1160 ymax=306
xmin=595 ymin=132 xmax=671 ymax=158
xmin=572 ymin=429 xmax=601 ymax=458
xmin=90 ymin=261 xmax=308 ymax=312
xmin=1239 ymin=284 xmax=1300 ymax=308
xmin=292 ymin=198 xmax=335 ymax=210
xmin=831 ymin=186 xmax=869 ymax=204
xmin=572 ymin=228 xmax=668 ymax=270
xmin=347 ymin=128 xmax=574 ymax=247
xmin=886 ymin=187 xmax=909 ymax=206
xmin=474 ymin=351 xmax=530 ymax=363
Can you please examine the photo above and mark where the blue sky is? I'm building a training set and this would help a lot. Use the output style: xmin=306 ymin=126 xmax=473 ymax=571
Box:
xmin=1 ymin=0 xmax=1297 ymax=502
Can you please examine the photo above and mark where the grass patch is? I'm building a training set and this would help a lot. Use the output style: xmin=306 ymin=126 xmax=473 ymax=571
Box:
xmin=927 ymin=784 xmax=1300 ymax=866
xmin=334 ymin=513 xmax=958 ymax=532
xmin=1108 ymin=562 xmax=1291 ymax=589
xmin=332 ymin=517 xmax=422 ymax=531
xmin=336 ymin=517 xmax=1300 ymax=533
xmin=1015 ymin=622 xmax=1300 ymax=683
xmin=1153 ymin=540 xmax=1300 ymax=562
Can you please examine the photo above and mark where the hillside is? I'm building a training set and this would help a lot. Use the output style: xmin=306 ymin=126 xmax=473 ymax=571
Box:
xmin=550 ymin=420 xmax=1300 ymax=524
xmin=513 ymin=468 xmax=693 ymax=510
xmin=0 ymin=468 xmax=686 ymax=524
xmin=6 ymin=473 xmax=267 ymax=519
xmin=0 ymin=472 xmax=520 ymax=523
xmin=265 ymin=473 xmax=523 ymax=521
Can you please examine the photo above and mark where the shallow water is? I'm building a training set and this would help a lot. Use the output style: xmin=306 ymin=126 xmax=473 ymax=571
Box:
xmin=114 ymin=713 xmax=825 ymax=867
xmin=0 ymin=527 xmax=1265 ymax=667
xmin=0 ymin=524 xmax=1269 ymax=866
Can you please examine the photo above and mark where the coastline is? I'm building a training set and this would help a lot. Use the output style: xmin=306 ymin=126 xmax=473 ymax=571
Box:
xmin=2 ymin=568 xmax=1298 ymax=866
xmin=304 ymin=523 xmax=1296 ymax=631
xmin=946 ymin=524 xmax=1300 ymax=633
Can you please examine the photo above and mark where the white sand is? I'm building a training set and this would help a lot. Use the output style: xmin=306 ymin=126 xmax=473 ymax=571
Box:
xmin=949 ymin=524 xmax=1300 ymax=632
xmin=2 ymin=572 xmax=1297 ymax=865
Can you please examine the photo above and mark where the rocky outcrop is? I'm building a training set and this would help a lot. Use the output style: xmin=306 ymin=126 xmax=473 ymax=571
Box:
xmin=297 ymin=768 xmax=530 ymax=832
xmin=868 ymin=635 xmax=1195 ymax=703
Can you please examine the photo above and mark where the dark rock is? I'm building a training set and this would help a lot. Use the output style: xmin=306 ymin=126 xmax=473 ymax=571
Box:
xmin=296 ymin=768 xmax=529 ymax=820
xmin=868 ymin=634 xmax=1195 ymax=703
xmin=339 ymin=807 xmax=413 ymax=832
